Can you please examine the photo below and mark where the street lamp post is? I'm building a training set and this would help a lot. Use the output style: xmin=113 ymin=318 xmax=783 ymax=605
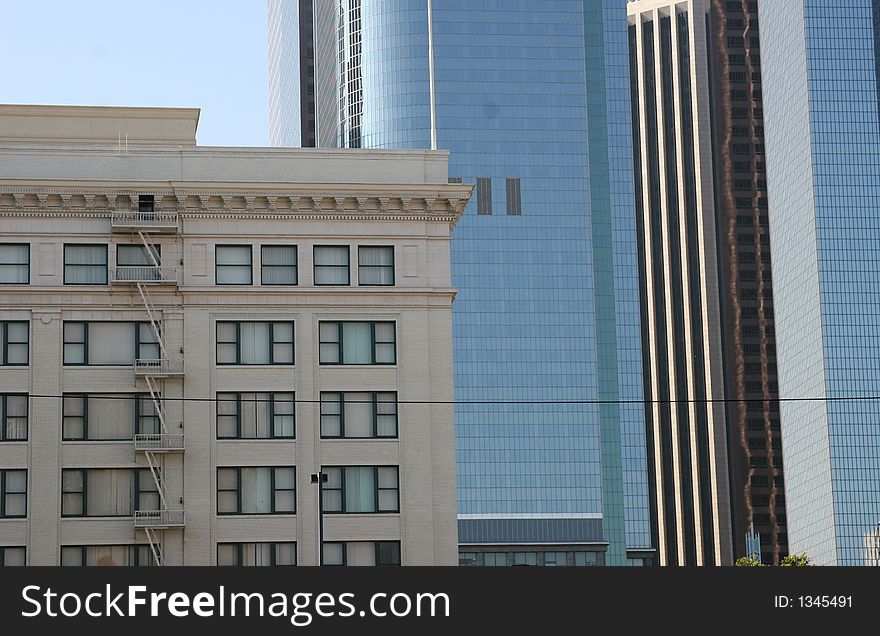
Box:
xmin=310 ymin=472 xmax=328 ymax=565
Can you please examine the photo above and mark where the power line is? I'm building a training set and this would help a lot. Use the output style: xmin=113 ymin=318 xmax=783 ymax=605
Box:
xmin=16 ymin=393 xmax=880 ymax=405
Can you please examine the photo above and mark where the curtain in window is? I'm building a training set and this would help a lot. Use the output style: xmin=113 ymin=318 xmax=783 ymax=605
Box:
xmin=89 ymin=324 xmax=136 ymax=365
xmin=217 ymin=469 xmax=238 ymax=513
xmin=87 ymin=470 xmax=133 ymax=516
xmin=323 ymin=543 xmax=344 ymax=565
xmin=240 ymin=323 xmax=270 ymax=364
xmin=274 ymin=543 xmax=296 ymax=565
xmin=377 ymin=467 xmax=398 ymax=511
xmin=344 ymin=393 xmax=372 ymax=437
xmin=262 ymin=246 xmax=297 ymax=284
xmin=66 ymin=245 xmax=106 ymax=283
xmin=240 ymin=393 xmax=271 ymax=438
xmin=240 ymin=467 xmax=272 ymax=513
xmin=342 ymin=323 xmax=372 ymax=363
xmin=5 ymin=395 xmax=27 ymax=440
xmin=344 ymin=467 xmax=375 ymax=513
xmin=216 ymin=323 xmax=238 ymax=364
xmin=241 ymin=543 xmax=273 ymax=566
xmin=373 ymin=323 xmax=395 ymax=363
xmin=376 ymin=393 xmax=397 ymax=437
xmin=273 ymin=468 xmax=295 ymax=512
xmin=314 ymin=246 xmax=349 ymax=284
xmin=217 ymin=544 xmax=238 ymax=566
xmin=0 ymin=245 xmax=28 ymax=283
xmin=89 ymin=395 xmax=134 ymax=440
xmin=216 ymin=246 xmax=251 ymax=284
xmin=5 ymin=322 xmax=28 ymax=364
xmin=61 ymin=470 xmax=84 ymax=514
xmin=88 ymin=545 xmax=132 ymax=567
xmin=3 ymin=470 xmax=26 ymax=516
xmin=118 ymin=245 xmax=159 ymax=266
xmin=1 ymin=547 xmax=25 ymax=566
xmin=320 ymin=394 xmax=342 ymax=437
xmin=346 ymin=542 xmax=376 ymax=566
xmin=138 ymin=323 xmax=160 ymax=360
xmin=273 ymin=394 xmax=295 ymax=437
xmin=271 ymin=322 xmax=294 ymax=363
xmin=359 ymin=247 xmax=393 ymax=285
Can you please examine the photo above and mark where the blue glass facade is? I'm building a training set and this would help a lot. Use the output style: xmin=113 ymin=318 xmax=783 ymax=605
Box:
xmin=762 ymin=0 xmax=880 ymax=565
xmin=271 ymin=0 xmax=653 ymax=562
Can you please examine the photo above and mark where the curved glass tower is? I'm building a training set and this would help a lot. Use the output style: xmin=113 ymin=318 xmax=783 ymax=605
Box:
xmin=270 ymin=0 xmax=654 ymax=565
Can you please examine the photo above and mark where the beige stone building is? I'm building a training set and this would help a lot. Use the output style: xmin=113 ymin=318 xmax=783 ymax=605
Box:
xmin=0 ymin=104 xmax=468 ymax=566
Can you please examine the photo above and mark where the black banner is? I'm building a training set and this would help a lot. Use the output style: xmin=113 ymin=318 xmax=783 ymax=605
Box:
xmin=0 ymin=567 xmax=872 ymax=632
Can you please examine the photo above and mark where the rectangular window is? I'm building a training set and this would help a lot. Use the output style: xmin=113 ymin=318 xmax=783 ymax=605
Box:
xmin=61 ymin=468 xmax=157 ymax=517
xmin=217 ymin=542 xmax=296 ymax=566
xmin=0 ymin=546 xmax=26 ymax=566
xmin=62 ymin=322 xmax=158 ymax=365
xmin=0 ymin=244 xmax=29 ymax=284
xmin=0 ymin=470 xmax=27 ymax=518
xmin=216 ymin=392 xmax=295 ymax=439
xmin=216 ymin=467 xmax=296 ymax=515
xmin=261 ymin=245 xmax=298 ymax=285
xmin=313 ymin=246 xmax=350 ymax=285
xmin=117 ymin=244 xmax=160 ymax=267
xmin=506 ymin=178 xmax=522 ymax=215
xmin=323 ymin=541 xmax=400 ymax=566
xmin=62 ymin=394 xmax=158 ymax=441
xmin=138 ymin=195 xmax=155 ymax=213
xmin=318 ymin=321 xmax=395 ymax=365
xmin=215 ymin=321 xmax=295 ymax=365
xmin=64 ymin=244 xmax=108 ymax=285
xmin=323 ymin=466 xmax=399 ymax=514
xmin=358 ymin=246 xmax=394 ymax=285
xmin=1 ymin=321 xmax=29 ymax=366
xmin=484 ymin=552 xmax=506 ymax=566
xmin=61 ymin=545 xmax=155 ymax=567
xmin=0 ymin=394 xmax=28 ymax=441
xmin=320 ymin=392 xmax=397 ymax=438
xmin=215 ymin=245 xmax=253 ymax=285
xmin=476 ymin=177 xmax=492 ymax=215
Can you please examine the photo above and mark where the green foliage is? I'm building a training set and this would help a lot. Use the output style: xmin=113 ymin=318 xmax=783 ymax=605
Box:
xmin=735 ymin=556 xmax=765 ymax=567
xmin=780 ymin=553 xmax=814 ymax=567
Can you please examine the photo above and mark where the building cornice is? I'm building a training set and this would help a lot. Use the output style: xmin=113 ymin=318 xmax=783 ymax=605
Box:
xmin=0 ymin=181 xmax=472 ymax=227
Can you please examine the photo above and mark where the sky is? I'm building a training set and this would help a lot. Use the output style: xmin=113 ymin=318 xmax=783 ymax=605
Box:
xmin=0 ymin=0 xmax=268 ymax=147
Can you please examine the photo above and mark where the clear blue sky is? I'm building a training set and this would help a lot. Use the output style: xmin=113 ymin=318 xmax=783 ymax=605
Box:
xmin=0 ymin=0 xmax=268 ymax=146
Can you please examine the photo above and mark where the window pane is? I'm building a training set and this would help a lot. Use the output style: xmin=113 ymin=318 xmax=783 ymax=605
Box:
xmin=376 ymin=542 xmax=400 ymax=566
xmin=320 ymin=394 xmax=341 ymax=437
xmin=87 ymin=470 xmax=133 ymax=516
xmin=216 ymin=394 xmax=238 ymax=438
xmin=344 ymin=393 xmax=372 ymax=437
xmin=341 ymin=323 xmax=372 ymax=364
xmin=240 ymin=467 xmax=271 ymax=514
xmin=344 ymin=467 xmax=375 ymax=513
xmin=5 ymin=395 xmax=28 ymax=440
xmin=217 ymin=544 xmax=238 ymax=566
xmin=359 ymin=247 xmax=394 ymax=285
xmin=240 ymin=323 xmax=270 ymax=364
xmin=89 ymin=395 xmax=134 ymax=440
xmin=61 ymin=547 xmax=83 ymax=566
xmin=0 ymin=244 xmax=28 ymax=284
xmin=216 ymin=246 xmax=252 ymax=284
xmin=5 ymin=322 xmax=29 ymax=365
xmin=376 ymin=393 xmax=397 ymax=437
xmin=314 ymin=246 xmax=349 ymax=284
xmin=346 ymin=542 xmax=376 ymax=566
xmin=262 ymin=246 xmax=297 ymax=285
xmin=324 ymin=543 xmax=344 ymax=565
xmin=275 ymin=543 xmax=296 ymax=566
xmin=65 ymin=245 xmax=107 ymax=284
xmin=89 ymin=323 xmax=136 ymax=365
xmin=118 ymin=244 xmax=158 ymax=266
xmin=273 ymin=394 xmax=295 ymax=437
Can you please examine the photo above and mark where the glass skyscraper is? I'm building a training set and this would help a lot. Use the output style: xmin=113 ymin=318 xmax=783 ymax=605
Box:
xmin=269 ymin=0 xmax=654 ymax=565
xmin=761 ymin=0 xmax=880 ymax=565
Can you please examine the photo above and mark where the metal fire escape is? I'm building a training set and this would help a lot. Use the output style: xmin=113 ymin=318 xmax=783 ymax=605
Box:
xmin=111 ymin=200 xmax=184 ymax=565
